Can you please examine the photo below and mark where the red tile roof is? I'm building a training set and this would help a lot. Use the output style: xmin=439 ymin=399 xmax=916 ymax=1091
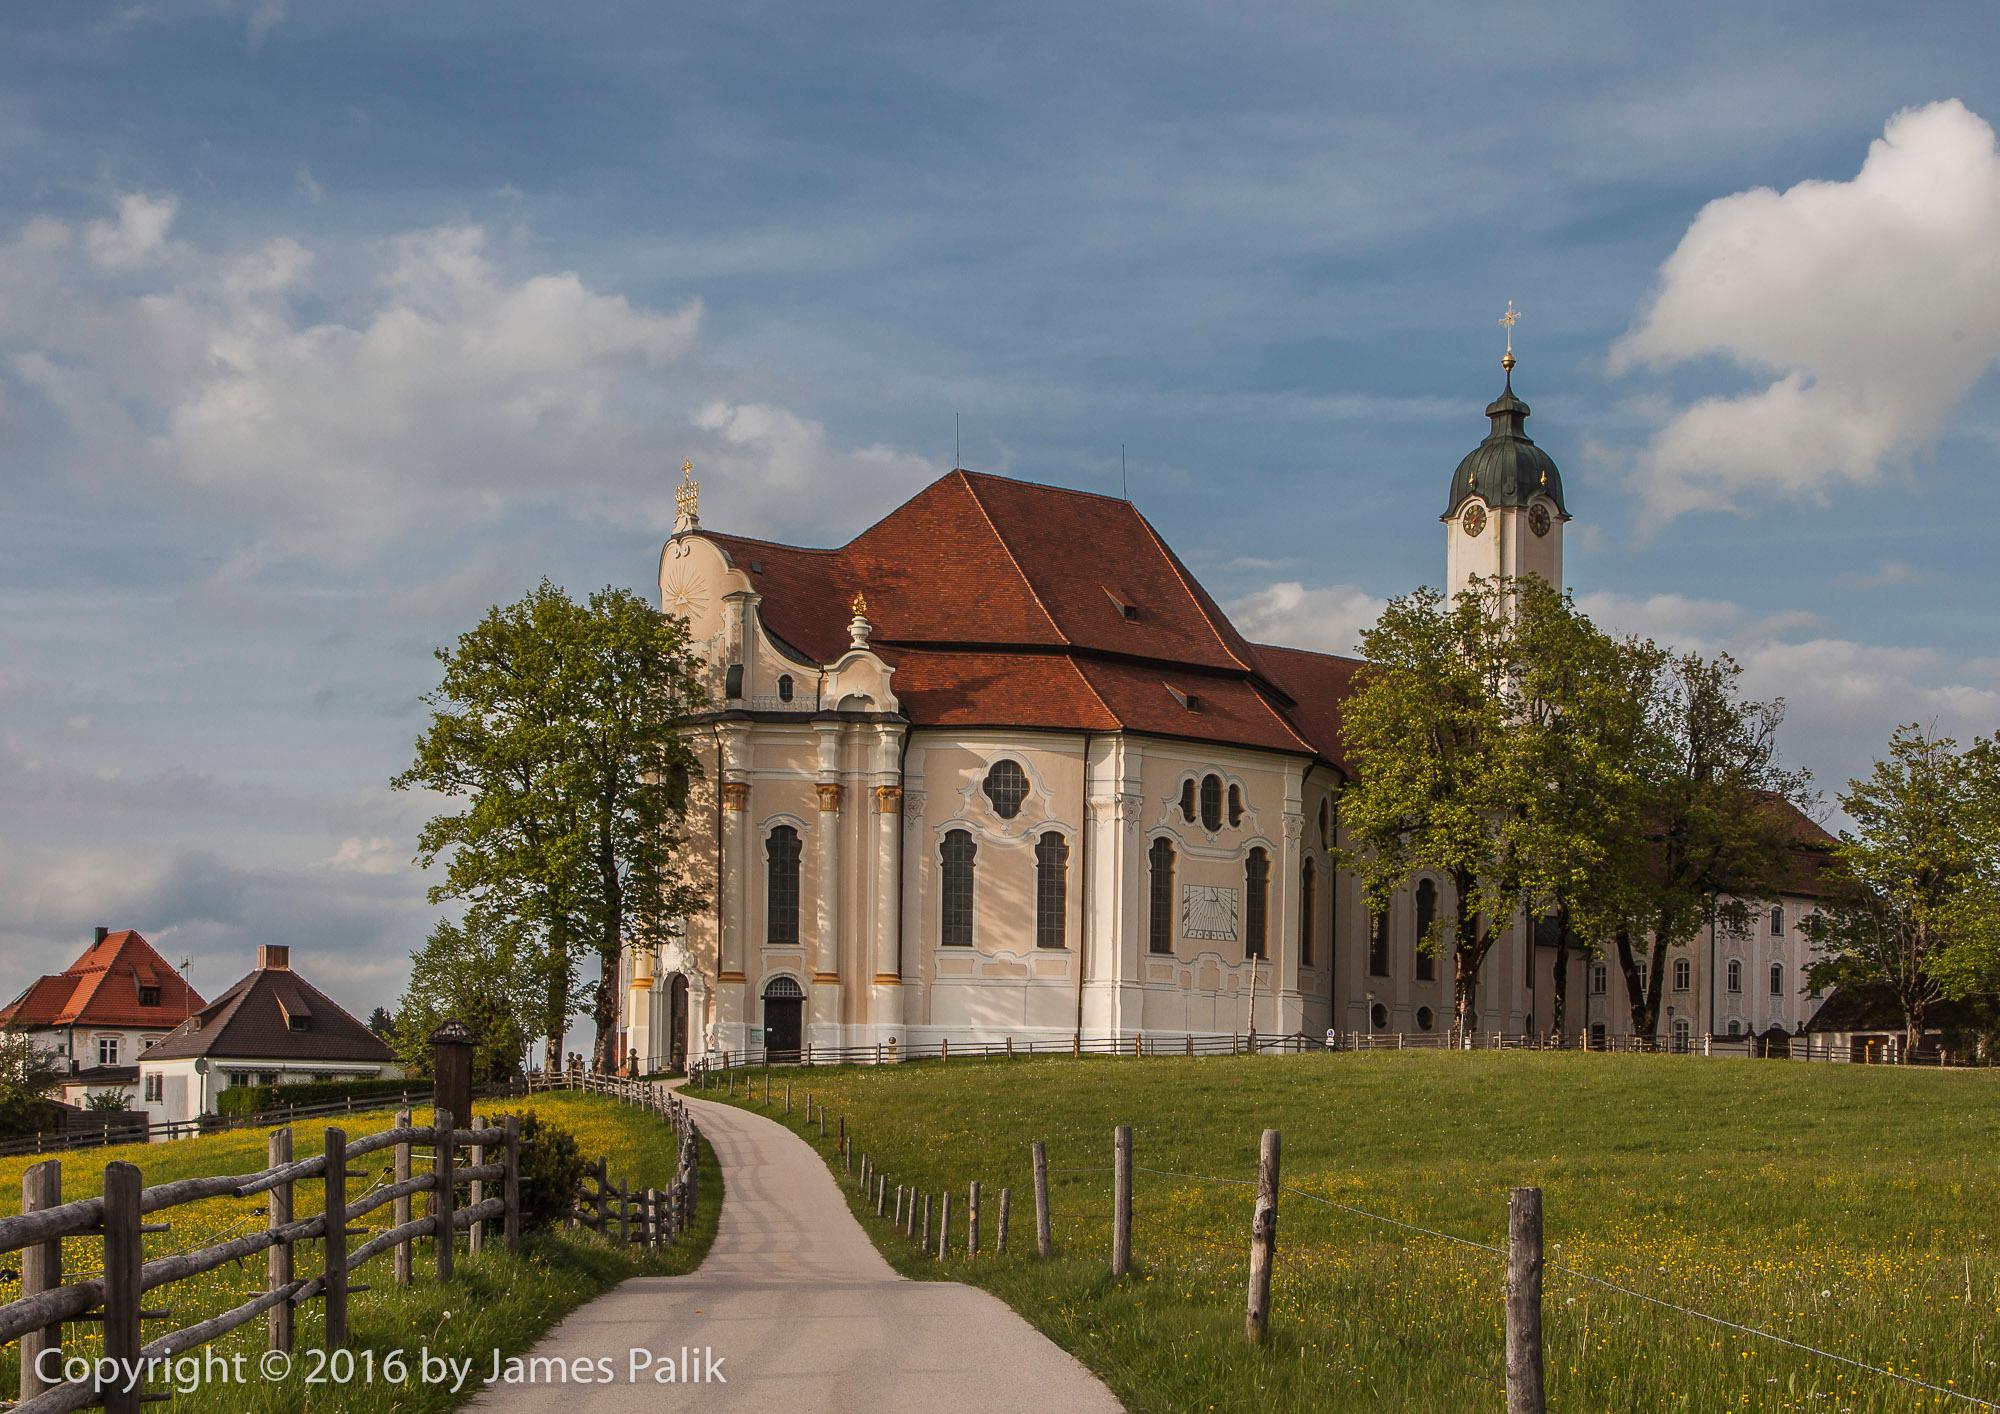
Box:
xmin=706 ymin=470 xmax=1350 ymax=764
xmin=0 ymin=930 xmax=205 ymax=1030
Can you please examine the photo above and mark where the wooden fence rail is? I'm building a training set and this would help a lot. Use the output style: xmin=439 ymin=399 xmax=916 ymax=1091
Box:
xmin=2 ymin=1075 xmax=699 ymax=1414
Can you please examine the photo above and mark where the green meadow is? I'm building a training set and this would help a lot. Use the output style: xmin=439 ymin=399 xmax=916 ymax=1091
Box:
xmin=708 ymin=1050 xmax=2000 ymax=1412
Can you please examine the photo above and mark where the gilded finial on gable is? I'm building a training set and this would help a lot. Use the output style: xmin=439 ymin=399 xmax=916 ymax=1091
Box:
xmin=851 ymin=591 xmax=868 ymax=617
xmin=674 ymin=458 xmax=700 ymax=533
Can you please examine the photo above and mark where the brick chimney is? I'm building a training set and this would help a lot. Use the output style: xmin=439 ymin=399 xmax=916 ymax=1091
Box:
xmin=94 ymin=926 xmax=109 ymax=946
xmin=257 ymin=945 xmax=290 ymax=971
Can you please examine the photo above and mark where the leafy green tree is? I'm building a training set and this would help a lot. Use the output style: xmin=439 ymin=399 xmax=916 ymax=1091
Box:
xmin=0 ymin=1029 xmax=62 ymax=1104
xmin=1807 ymin=726 xmax=2000 ymax=1048
xmin=1342 ymin=582 xmax=1524 ymax=1035
xmin=1614 ymin=652 xmax=1812 ymax=1042
xmin=1504 ymin=581 xmax=1663 ymax=1041
xmin=396 ymin=580 xmax=707 ymax=1071
xmin=366 ymin=1006 xmax=395 ymax=1038
xmin=85 ymin=1088 xmax=131 ymax=1112
xmin=392 ymin=913 xmax=544 ymax=1083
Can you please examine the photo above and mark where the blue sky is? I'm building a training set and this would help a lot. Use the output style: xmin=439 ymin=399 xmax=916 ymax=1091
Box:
xmin=4 ymin=0 xmax=1999 ymax=1019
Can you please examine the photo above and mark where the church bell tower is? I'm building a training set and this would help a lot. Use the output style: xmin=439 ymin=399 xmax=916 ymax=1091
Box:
xmin=1443 ymin=304 xmax=1568 ymax=602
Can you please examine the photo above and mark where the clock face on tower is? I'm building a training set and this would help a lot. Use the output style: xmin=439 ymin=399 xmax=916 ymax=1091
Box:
xmin=1529 ymin=503 xmax=1552 ymax=538
xmin=1462 ymin=503 xmax=1487 ymax=537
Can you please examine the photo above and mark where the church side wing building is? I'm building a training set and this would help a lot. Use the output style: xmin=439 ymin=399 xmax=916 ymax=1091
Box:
xmin=621 ymin=364 xmax=1835 ymax=1068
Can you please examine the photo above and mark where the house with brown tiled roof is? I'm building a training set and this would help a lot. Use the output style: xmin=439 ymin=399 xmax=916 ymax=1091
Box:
xmin=137 ymin=945 xmax=400 ymax=1123
xmin=0 ymin=927 xmax=205 ymax=1104
xmin=622 ymin=359 xmax=1835 ymax=1067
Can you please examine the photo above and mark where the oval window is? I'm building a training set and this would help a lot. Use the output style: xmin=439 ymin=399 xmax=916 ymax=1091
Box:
xmin=777 ymin=674 xmax=794 ymax=703
xmin=1369 ymin=1002 xmax=1389 ymax=1030
xmin=982 ymin=760 xmax=1030 ymax=819
xmin=1416 ymin=1006 xmax=1435 ymax=1032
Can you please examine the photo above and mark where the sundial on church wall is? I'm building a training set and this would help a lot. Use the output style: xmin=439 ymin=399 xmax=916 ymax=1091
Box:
xmin=661 ymin=562 xmax=712 ymax=630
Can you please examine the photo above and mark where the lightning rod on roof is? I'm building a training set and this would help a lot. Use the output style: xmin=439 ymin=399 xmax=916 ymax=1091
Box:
xmin=1122 ymin=444 xmax=1129 ymax=501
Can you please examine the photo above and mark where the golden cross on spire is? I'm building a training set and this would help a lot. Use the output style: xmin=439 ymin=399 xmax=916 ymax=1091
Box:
xmin=1499 ymin=300 xmax=1520 ymax=372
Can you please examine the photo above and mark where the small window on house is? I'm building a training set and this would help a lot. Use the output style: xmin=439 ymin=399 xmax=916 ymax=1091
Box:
xmin=982 ymin=760 xmax=1030 ymax=820
xmin=1770 ymin=905 xmax=1785 ymax=937
xmin=1672 ymin=1018 xmax=1692 ymax=1053
xmin=1148 ymin=839 xmax=1175 ymax=955
xmin=776 ymin=674 xmax=794 ymax=703
xmin=941 ymin=830 xmax=977 ymax=947
xmin=138 ymin=985 xmax=161 ymax=1008
xmin=1244 ymin=848 xmax=1270 ymax=959
xmin=1769 ymin=962 xmax=1784 ymax=997
xmin=289 ymin=1015 xmax=311 ymax=1031
xmin=1590 ymin=962 xmax=1608 ymax=996
xmin=1179 ymin=779 xmax=1197 ymax=822
xmin=1227 ymin=785 xmax=1244 ymax=827
xmin=1727 ymin=1018 xmax=1743 ymax=1037
xmin=1726 ymin=959 xmax=1743 ymax=994
xmin=1673 ymin=958 xmax=1691 ymax=992
xmin=1368 ymin=911 xmax=1390 ymax=978
xmin=1415 ymin=880 xmax=1437 ymax=982
xmin=143 ymin=1072 xmax=163 ymax=1103
xmin=1199 ymin=775 xmax=1223 ymax=832
xmin=98 ymin=1037 xmax=119 ymax=1066
xmin=1035 ymin=832 xmax=1068 ymax=949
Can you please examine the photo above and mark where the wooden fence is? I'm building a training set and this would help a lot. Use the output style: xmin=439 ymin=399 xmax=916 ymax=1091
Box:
xmin=1 ymin=1076 xmax=698 ymax=1414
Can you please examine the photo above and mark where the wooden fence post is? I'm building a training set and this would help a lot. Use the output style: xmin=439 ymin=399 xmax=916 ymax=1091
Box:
xmin=875 ymin=1174 xmax=887 ymax=1216
xmin=1245 ymin=1128 xmax=1280 ymax=1343
xmin=921 ymin=1192 xmax=932 ymax=1251
xmin=434 ymin=1111 xmax=455 ymax=1282
xmin=101 ymin=1160 xmax=143 ymax=1414
xmin=470 ymin=1120 xmax=487 ymax=1256
xmin=503 ymin=1114 xmax=522 ymax=1252
xmin=1032 ymin=1140 xmax=1052 ymax=1257
xmin=19 ymin=1159 xmax=63 ymax=1401
xmin=895 ymin=1185 xmax=905 ymax=1227
xmin=267 ymin=1129 xmax=295 ymax=1352
xmin=968 ymin=1181 xmax=981 ymax=1258
xmin=323 ymin=1127 xmax=350 ymax=1347
xmin=1112 ymin=1124 xmax=1133 ymax=1276
xmin=393 ymin=1110 xmax=414 ymax=1287
xmin=619 ymin=1179 xmax=631 ymax=1246
xmin=938 ymin=1191 xmax=952 ymax=1259
xmin=998 ymin=1187 xmax=1011 ymax=1253
xmin=1506 ymin=1187 xmax=1546 ymax=1414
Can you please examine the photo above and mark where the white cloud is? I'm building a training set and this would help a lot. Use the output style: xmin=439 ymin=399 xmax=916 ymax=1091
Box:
xmin=1224 ymin=581 xmax=1384 ymax=658
xmin=83 ymin=192 xmax=177 ymax=270
xmin=1613 ymin=100 xmax=2000 ymax=518
xmin=693 ymin=400 xmax=936 ymax=544
xmin=2 ymin=196 xmax=942 ymax=562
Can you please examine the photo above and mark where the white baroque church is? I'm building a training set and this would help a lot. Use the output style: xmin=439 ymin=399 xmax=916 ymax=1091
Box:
xmin=618 ymin=355 xmax=1834 ymax=1069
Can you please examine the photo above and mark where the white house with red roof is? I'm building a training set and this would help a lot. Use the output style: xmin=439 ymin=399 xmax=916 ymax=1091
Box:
xmin=0 ymin=927 xmax=205 ymax=1105
xmin=621 ymin=357 xmax=1836 ymax=1068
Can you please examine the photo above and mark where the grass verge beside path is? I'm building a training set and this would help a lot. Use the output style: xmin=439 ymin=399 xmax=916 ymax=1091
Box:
xmin=705 ymin=1050 xmax=2000 ymax=1413
xmin=0 ymin=1091 xmax=723 ymax=1413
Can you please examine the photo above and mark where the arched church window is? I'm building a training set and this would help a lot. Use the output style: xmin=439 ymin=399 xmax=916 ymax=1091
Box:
xmin=1299 ymin=858 xmax=1317 ymax=967
xmin=1726 ymin=959 xmax=1743 ymax=994
xmin=1770 ymin=905 xmax=1785 ymax=937
xmin=1148 ymin=838 xmax=1175 ymax=955
xmin=765 ymin=826 xmax=801 ymax=945
xmin=1318 ymin=799 xmax=1331 ymax=848
xmin=1673 ymin=957 xmax=1691 ymax=991
xmin=776 ymin=674 xmax=794 ymax=703
xmin=1227 ymin=784 xmax=1244 ymax=827
xmin=1179 ymin=779 xmax=1196 ymax=822
xmin=1770 ymin=962 xmax=1784 ymax=996
xmin=1199 ymin=774 xmax=1223 ymax=832
xmin=1415 ymin=880 xmax=1439 ymax=981
xmin=1368 ymin=909 xmax=1389 ymax=978
xmin=1035 ymin=832 xmax=1068 ymax=949
xmin=941 ymin=830 xmax=976 ymax=947
xmin=982 ymin=760 xmax=1030 ymax=820
xmin=1244 ymin=848 xmax=1269 ymax=960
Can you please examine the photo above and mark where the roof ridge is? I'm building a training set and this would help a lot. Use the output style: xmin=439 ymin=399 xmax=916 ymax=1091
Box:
xmin=1128 ymin=505 xmax=1256 ymax=676
xmin=954 ymin=468 xmax=1133 ymax=507
xmin=954 ymin=471 xmax=1070 ymax=647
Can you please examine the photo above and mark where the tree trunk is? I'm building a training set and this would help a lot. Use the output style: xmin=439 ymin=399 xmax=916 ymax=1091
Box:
xmin=1452 ymin=870 xmax=1480 ymax=1037
xmin=543 ymin=918 xmax=571 ymax=1074
xmin=590 ymin=822 xmax=625 ymax=1073
xmin=1613 ymin=926 xmax=1655 ymax=1041
xmin=1549 ymin=905 xmax=1571 ymax=1042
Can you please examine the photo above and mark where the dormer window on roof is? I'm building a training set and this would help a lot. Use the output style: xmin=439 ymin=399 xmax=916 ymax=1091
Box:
xmin=1103 ymin=586 xmax=1140 ymax=621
